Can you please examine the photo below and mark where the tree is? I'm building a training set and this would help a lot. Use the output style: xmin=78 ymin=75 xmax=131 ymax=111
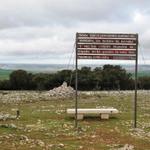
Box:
xmin=55 ymin=70 xmax=72 ymax=85
xmin=101 ymin=65 xmax=133 ymax=90
xmin=0 ymin=65 xmax=141 ymax=91
xmin=0 ymin=80 xmax=11 ymax=90
xmin=138 ymin=76 xmax=150 ymax=89
xmin=93 ymin=67 xmax=103 ymax=90
xmin=78 ymin=67 xmax=96 ymax=90
xmin=9 ymin=70 xmax=30 ymax=90
xmin=32 ymin=73 xmax=49 ymax=90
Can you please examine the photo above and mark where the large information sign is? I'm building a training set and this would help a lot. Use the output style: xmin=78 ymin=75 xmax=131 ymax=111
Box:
xmin=75 ymin=33 xmax=138 ymax=129
xmin=76 ymin=33 xmax=138 ymax=60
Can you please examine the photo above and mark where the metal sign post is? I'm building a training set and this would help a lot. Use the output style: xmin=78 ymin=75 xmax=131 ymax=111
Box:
xmin=75 ymin=33 xmax=138 ymax=128
xmin=134 ymin=34 xmax=138 ymax=128
xmin=75 ymin=33 xmax=78 ymax=128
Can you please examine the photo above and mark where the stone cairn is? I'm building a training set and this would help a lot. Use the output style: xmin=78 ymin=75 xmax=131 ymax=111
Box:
xmin=48 ymin=82 xmax=75 ymax=98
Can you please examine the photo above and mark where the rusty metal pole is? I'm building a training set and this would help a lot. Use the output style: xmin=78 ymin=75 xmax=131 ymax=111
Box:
xmin=134 ymin=34 xmax=138 ymax=128
xmin=75 ymin=33 xmax=78 ymax=128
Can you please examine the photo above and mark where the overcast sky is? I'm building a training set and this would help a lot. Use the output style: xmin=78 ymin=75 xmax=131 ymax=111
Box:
xmin=0 ymin=0 xmax=150 ymax=64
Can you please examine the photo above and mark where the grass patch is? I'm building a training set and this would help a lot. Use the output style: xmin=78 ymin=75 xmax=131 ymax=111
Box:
xmin=0 ymin=91 xmax=149 ymax=149
xmin=0 ymin=69 xmax=12 ymax=80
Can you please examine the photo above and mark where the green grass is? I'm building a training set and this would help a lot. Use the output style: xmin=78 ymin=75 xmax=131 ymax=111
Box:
xmin=130 ymin=71 xmax=150 ymax=78
xmin=0 ymin=91 xmax=149 ymax=149
xmin=0 ymin=69 xmax=12 ymax=80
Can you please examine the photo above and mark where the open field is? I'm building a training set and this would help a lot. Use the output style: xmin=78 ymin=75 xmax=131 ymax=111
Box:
xmin=131 ymin=71 xmax=150 ymax=78
xmin=0 ymin=90 xmax=149 ymax=150
xmin=0 ymin=69 xmax=12 ymax=80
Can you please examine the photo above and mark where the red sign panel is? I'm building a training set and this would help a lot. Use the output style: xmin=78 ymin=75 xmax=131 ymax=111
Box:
xmin=77 ymin=44 xmax=136 ymax=49
xmin=77 ymin=33 xmax=137 ymax=38
xmin=78 ymin=50 xmax=136 ymax=55
xmin=78 ymin=39 xmax=136 ymax=44
xmin=78 ymin=55 xmax=136 ymax=60
xmin=76 ymin=33 xmax=138 ymax=60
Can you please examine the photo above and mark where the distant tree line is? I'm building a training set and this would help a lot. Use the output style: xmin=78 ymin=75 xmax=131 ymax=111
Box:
xmin=0 ymin=64 xmax=150 ymax=90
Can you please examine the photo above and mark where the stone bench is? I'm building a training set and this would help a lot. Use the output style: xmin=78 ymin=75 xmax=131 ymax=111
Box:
xmin=67 ymin=108 xmax=119 ymax=120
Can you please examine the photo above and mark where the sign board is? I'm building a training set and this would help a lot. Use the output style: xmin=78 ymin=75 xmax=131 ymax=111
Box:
xmin=76 ymin=33 xmax=138 ymax=60
xmin=75 ymin=32 xmax=138 ymax=129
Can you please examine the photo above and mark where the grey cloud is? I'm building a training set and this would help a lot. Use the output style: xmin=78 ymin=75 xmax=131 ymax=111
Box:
xmin=0 ymin=0 xmax=150 ymax=64
xmin=0 ymin=0 xmax=149 ymax=29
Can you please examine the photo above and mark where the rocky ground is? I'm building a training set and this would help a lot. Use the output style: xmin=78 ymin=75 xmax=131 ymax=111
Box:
xmin=0 ymin=90 xmax=149 ymax=149
xmin=0 ymin=82 xmax=75 ymax=104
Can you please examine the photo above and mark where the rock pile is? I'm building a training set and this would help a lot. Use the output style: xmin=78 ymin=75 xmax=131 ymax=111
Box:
xmin=0 ymin=113 xmax=17 ymax=121
xmin=48 ymin=82 xmax=75 ymax=98
xmin=129 ymin=128 xmax=150 ymax=140
xmin=109 ymin=144 xmax=134 ymax=150
xmin=0 ymin=123 xmax=17 ymax=129
xmin=117 ymin=144 xmax=134 ymax=150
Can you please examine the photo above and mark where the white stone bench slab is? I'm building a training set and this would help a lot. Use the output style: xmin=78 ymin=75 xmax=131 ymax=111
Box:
xmin=67 ymin=108 xmax=119 ymax=120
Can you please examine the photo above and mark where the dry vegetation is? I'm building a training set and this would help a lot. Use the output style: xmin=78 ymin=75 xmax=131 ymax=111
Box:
xmin=0 ymin=90 xmax=149 ymax=150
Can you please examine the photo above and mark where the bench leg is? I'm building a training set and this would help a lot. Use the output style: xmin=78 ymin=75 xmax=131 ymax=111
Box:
xmin=77 ymin=114 xmax=84 ymax=120
xmin=101 ymin=114 xmax=109 ymax=119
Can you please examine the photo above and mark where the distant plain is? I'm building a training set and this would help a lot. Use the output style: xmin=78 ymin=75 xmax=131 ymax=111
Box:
xmin=0 ymin=64 xmax=150 ymax=80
